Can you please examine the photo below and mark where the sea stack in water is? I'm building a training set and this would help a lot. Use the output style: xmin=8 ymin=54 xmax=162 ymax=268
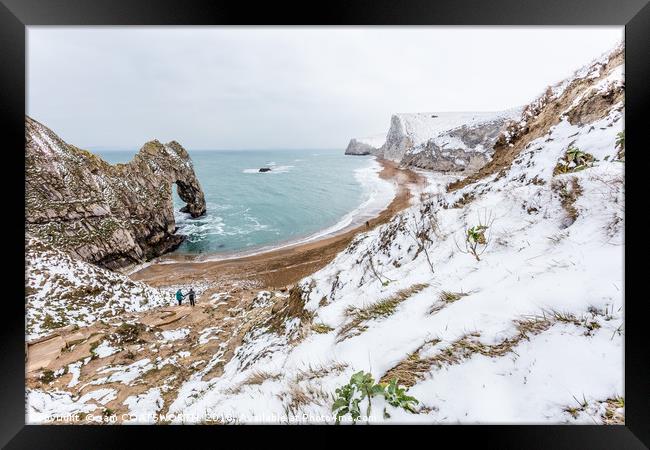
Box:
xmin=25 ymin=116 xmax=206 ymax=269
xmin=344 ymin=134 xmax=386 ymax=156
xmin=259 ymin=167 xmax=272 ymax=172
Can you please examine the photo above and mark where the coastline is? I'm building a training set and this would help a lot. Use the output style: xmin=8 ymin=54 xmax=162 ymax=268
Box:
xmin=162 ymin=156 xmax=396 ymax=265
xmin=130 ymin=159 xmax=426 ymax=290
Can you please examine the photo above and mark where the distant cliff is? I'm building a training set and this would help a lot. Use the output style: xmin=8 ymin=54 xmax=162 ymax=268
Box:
xmin=377 ymin=110 xmax=521 ymax=171
xmin=25 ymin=116 xmax=206 ymax=269
xmin=344 ymin=134 xmax=386 ymax=156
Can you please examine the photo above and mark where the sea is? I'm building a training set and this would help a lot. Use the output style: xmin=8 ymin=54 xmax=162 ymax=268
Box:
xmin=95 ymin=149 xmax=394 ymax=257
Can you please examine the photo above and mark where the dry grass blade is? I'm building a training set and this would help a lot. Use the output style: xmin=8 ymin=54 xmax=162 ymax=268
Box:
xmin=381 ymin=315 xmax=554 ymax=387
xmin=336 ymin=284 xmax=429 ymax=342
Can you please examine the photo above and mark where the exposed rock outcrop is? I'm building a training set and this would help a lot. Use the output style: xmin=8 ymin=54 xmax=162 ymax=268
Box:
xmin=25 ymin=116 xmax=206 ymax=269
xmin=400 ymin=116 xmax=515 ymax=172
xmin=344 ymin=134 xmax=386 ymax=156
xmin=345 ymin=138 xmax=378 ymax=156
xmin=378 ymin=110 xmax=521 ymax=169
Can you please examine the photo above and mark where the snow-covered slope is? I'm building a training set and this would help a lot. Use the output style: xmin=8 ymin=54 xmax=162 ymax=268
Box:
xmin=164 ymin=45 xmax=624 ymax=423
xmin=26 ymin=238 xmax=174 ymax=340
xmin=26 ymin=44 xmax=625 ymax=425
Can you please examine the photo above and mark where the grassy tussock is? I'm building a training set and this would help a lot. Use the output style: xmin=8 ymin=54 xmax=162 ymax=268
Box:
xmin=311 ymin=323 xmax=334 ymax=334
xmin=602 ymin=397 xmax=625 ymax=424
xmin=280 ymin=382 xmax=330 ymax=418
xmin=381 ymin=316 xmax=553 ymax=387
xmin=552 ymin=177 xmax=583 ymax=225
xmin=429 ymin=290 xmax=469 ymax=314
xmin=243 ymin=370 xmax=281 ymax=386
xmin=223 ymin=370 xmax=281 ymax=395
xmin=337 ymin=283 xmax=429 ymax=342
xmin=295 ymin=362 xmax=348 ymax=383
xmin=562 ymin=395 xmax=624 ymax=424
xmin=383 ymin=310 xmax=611 ymax=388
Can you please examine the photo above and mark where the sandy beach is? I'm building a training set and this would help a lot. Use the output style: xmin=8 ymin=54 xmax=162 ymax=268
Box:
xmin=130 ymin=159 xmax=425 ymax=291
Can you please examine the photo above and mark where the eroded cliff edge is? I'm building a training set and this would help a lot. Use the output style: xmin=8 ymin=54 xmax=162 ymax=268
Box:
xmin=25 ymin=116 xmax=206 ymax=270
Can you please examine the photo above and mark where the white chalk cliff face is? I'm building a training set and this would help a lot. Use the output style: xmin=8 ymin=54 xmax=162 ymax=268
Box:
xmin=377 ymin=110 xmax=521 ymax=171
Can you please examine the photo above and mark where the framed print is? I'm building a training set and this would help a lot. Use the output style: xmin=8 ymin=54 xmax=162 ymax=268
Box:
xmin=1 ymin=0 xmax=647 ymax=447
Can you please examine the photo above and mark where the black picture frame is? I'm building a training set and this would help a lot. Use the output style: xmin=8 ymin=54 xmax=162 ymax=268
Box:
xmin=1 ymin=0 xmax=646 ymax=447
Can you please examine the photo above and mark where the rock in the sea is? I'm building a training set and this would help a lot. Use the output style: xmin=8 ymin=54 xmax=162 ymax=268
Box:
xmin=344 ymin=135 xmax=386 ymax=156
xmin=25 ymin=116 xmax=206 ymax=270
xmin=259 ymin=167 xmax=272 ymax=172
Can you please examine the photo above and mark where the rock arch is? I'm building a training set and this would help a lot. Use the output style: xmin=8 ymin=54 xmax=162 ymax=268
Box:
xmin=26 ymin=116 xmax=207 ymax=269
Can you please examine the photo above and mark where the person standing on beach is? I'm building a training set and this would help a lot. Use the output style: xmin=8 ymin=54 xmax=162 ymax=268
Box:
xmin=175 ymin=289 xmax=184 ymax=306
xmin=188 ymin=288 xmax=196 ymax=307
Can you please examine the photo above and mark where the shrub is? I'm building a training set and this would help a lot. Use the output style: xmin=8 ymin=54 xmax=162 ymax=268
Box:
xmin=553 ymin=146 xmax=596 ymax=174
xmin=456 ymin=211 xmax=494 ymax=262
xmin=332 ymin=371 xmax=419 ymax=424
xmin=40 ymin=369 xmax=55 ymax=384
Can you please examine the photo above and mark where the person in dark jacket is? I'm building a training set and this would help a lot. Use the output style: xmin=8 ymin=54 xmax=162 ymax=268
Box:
xmin=188 ymin=288 xmax=196 ymax=307
xmin=175 ymin=289 xmax=184 ymax=306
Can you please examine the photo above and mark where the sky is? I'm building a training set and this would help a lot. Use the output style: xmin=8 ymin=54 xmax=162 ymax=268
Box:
xmin=27 ymin=27 xmax=623 ymax=150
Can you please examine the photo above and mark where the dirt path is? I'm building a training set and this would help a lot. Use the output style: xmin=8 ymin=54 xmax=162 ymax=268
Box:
xmin=130 ymin=159 xmax=425 ymax=291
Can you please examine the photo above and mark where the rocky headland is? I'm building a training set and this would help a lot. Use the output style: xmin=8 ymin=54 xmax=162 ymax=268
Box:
xmin=25 ymin=116 xmax=206 ymax=270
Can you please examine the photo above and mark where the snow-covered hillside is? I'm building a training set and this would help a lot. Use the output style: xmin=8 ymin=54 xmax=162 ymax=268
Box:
xmin=26 ymin=44 xmax=624 ymax=425
xmin=26 ymin=238 xmax=174 ymax=341
xmin=164 ymin=45 xmax=624 ymax=423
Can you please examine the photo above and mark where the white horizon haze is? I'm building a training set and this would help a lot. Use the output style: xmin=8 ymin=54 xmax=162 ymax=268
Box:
xmin=27 ymin=26 xmax=623 ymax=151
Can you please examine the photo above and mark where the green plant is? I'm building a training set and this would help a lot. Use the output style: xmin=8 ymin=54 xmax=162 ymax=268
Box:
xmin=456 ymin=211 xmax=494 ymax=262
xmin=332 ymin=371 xmax=382 ymax=424
xmin=40 ymin=369 xmax=55 ymax=384
xmin=467 ymin=225 xmax=488 ymax=245
xmin=615 ymin=131 xmax=625 ymax=150
xmin=463 ymin=225 xmax=489 ymax=261
xmin=615 ymin=131 xmax=625 ymax=160
xmin=553 ymin=146 xmax=596 ymax=174
xmin=332 ymin=371 xmax=419 ymax=424
xmin=382 ymin=378 xmax=419 ymax=415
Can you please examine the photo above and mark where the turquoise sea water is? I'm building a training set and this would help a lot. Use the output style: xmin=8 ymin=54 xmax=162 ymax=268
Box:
xmin=96 ymin=149 xmax=384 ymax=256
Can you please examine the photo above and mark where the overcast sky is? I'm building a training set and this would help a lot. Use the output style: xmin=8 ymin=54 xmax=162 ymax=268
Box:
xmin=27 ymin=27 xmax=622 ymax=150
